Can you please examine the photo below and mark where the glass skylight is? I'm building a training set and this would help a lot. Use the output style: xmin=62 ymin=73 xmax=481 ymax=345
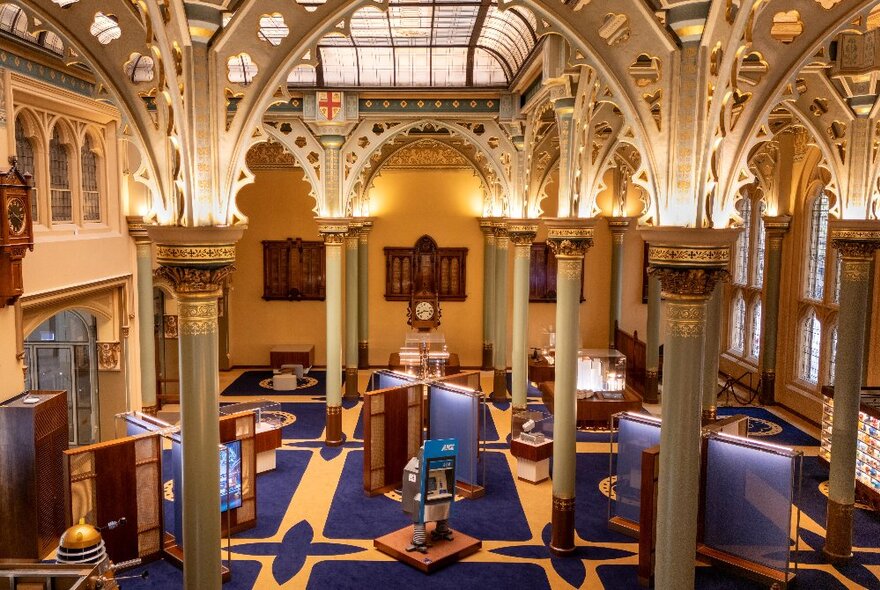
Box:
xmin=288 ymin=0 xmax=537 ymax=88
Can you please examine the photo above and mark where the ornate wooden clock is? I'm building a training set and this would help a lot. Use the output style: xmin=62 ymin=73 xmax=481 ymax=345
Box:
xmin=407 ymin=235 xmax=441 ymax=331
xmin=0 ymin=160 xmax=35 ymax=307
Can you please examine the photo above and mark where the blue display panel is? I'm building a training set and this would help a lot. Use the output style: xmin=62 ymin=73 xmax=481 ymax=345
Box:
xmin=428 ymin=384 xmax=481 ymax=486
xmin=221 ymin=440 xmax=243 ymax=512
xmin=372 ymin=370 xmax=418 ymax=391
xmin=703 ymin=435 xmax=799 ymax=573
xmin=613 ymin=414 xmax=661 ymax=523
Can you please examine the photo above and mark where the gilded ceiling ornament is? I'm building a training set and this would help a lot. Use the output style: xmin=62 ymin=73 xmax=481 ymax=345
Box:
xmin=246 ymin=141 xmax=299 ymax=169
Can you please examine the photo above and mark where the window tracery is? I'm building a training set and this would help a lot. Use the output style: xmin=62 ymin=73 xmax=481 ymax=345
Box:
xmin=14 ymin=116 xmax=37 ymax=223
xmin=80 ymin=136 xmax=100 ymax=222
xmin=49 ymin=126 xmax=72 ymax=223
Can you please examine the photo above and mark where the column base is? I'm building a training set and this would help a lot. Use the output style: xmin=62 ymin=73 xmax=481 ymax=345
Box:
xmin=549 ymin=495 xmax=576 ymax=556
xmin=492 ymin=369 xmax=508 ymax=402
xmin=325 ymin=406 xmax=344 ymax=446
xmin=482 ymin=344 xmax=494 ymax=371
xmin=644 ymin=370 xmax=659 ymax=404
xmin=701 ymin=407 xmax=717 ymax=424
xmin=358 ymin=342 xmax=369 ymax=369
xmin=141 ymin=404 xmax=158 ymax=416
xmin=823 ymin=498 xmax=854 ymax=563
xmin=344 ymin=367 xmax=359 ymax=400
xmin=759 ymin=371 xmax=776 ymax=406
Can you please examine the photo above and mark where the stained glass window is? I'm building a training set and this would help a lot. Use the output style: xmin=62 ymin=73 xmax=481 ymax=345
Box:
xmin=80 ymin=136 xmax=100 ymax=222
xmin=749 ymin=300 xmax=762 ymax=360
xmin=805 ymin=192 xmax=829 ymax=301
xmin=288 ymin=1 xmax=536 ymax=87
xmin=731 ymin=293 xmax=746 ymax=353
xmin=49 ymin=126 xmax=72 ymax=223
xmin=14 ymin=116 xmax=37 ymax=223
xmin=799 ymin=311 xmax=821 ymax=384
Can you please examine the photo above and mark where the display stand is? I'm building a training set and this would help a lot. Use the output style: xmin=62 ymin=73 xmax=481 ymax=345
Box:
xmin=220 ymin=400 xmax=282 ymax=473
xmin=607 ymin=412 xmax=662 ymax=538
xmin=510 ymin=410 xmax=553 ymax=483
xmin=427 ymin=380 xmax=486 ymax=498
xmin=362 ymin=383 xmax=423 ymax=495
xmin=374 ymin=523 xmax=481 ymax=573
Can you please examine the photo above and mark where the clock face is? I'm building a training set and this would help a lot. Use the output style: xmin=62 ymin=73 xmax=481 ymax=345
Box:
xmin=7 ymin=197 xmax=26 ymax=236
xmin=414 ymin=301 xmax=434 ymax=321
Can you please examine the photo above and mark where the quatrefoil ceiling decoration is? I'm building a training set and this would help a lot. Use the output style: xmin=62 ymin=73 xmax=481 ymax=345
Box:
xmin=771 ymin=10 xmax=804 ymax=44
xmin=228 ymin=53 xmax=259 ymax=87
xmin=629 ymin=54 xmax=661 ymax=87
xmin=259 ymin=14 xmax=289 ymax=46
xmin=90 ymin=12 xmax=121 ymax=45
xmin=123 ymin=53 xmax=154 ymax=84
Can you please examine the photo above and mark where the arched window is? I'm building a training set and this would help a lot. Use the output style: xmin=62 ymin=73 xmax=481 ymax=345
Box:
xmin=753 ymin=211 xmax=765 ymax=287
xmin=49 ymin=126 xmax=72 ymax=223
xmin=749 ymin=299 xmax=762 ymax=360
xmin=734 ymin=198 xmax=751 ymax=285
xmin=828 ymin=324 xmax=838 ymax=385
xmin=731 ymin=293 xmax=746 ymax=353
xmin=80 ymin=136 xmax=101 ymax=222
xmin=799 ymin=311 xmax=822 ymax=384
xmin=832 ymin=255 xmax=842 ymax=304
xmin=14 ymin=116 xmax=37 ymax=223
xmin=805 ymin=192 xmax=829 ymax=301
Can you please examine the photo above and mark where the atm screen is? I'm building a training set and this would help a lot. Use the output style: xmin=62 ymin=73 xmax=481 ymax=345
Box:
xmin=427 ymin=476 xmax=437 ymax=491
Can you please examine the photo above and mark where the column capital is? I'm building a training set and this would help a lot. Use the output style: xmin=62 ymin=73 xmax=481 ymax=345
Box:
xmin=762 ymin=215 xmax=792 ymax=237
xmin=317 ymin=134 xmax=346 ymax=149
xmin=493 ymin=219 xmax=510 ymax=240
xmin=478 ymin=217 xmax=498 ymax=236
xmin=640 ymin=227 xmax=739 ymax=298
xmin=316 ymin=217 xmax=350 ymax=245
xmin=544 ymin=217 xmax=596 ymax=258
xmin=126 ymin=215 xmax=151 ymax=245
xmin=606 ymin=216 xmax=635 ymax=232
xmin=147 ymin=225 xmax=242 ymax=295
xmin=355 ymin=217 xmax=375 ymax=237
xmin=829 ymin=219 xmax=880 ymax=259
xmin=507 ymin=219 xmax=540 ymax=246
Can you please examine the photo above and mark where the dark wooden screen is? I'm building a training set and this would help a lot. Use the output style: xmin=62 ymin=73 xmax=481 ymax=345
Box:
xmin=262 ymin=238 xmax=325 ymax=300
xmin=529 ymin=242 xmax=585 ymax=302
xmin=219 ymin=412 xmax=257 ymax=535
xmin=363 ymin=385 xmax=423 ymax=495
xmin=384 ymin=235 xmax=467 ymax=301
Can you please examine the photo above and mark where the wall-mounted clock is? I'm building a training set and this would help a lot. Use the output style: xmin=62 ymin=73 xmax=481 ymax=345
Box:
xmin=0 ymin=161 xmax=35 ymax=307
xmin=7 ymin=197 xmax=26 ymax=236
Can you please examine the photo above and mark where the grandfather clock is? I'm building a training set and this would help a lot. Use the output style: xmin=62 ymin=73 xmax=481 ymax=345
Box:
xmin=407 ymin=235 xmax=441 ymax=331
xmin=0 ymin=160 xmax=34 ymax=307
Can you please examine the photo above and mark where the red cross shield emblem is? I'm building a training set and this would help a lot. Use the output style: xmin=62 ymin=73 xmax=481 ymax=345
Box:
xmin=317 ymin=91 xmax=343 ymax=121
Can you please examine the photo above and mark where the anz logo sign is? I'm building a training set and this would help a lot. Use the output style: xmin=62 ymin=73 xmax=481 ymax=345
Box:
xmin=441 ymin=444 xmax=456 ymax=452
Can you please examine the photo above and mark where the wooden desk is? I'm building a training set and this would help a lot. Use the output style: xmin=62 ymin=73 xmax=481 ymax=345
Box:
xmin=270 ymin=345 xmax=314 ymax=369
xmin=528 ymin=357 xmax=555 ymax=383
xmin=538 ymin=382 xmax=641 ymax=428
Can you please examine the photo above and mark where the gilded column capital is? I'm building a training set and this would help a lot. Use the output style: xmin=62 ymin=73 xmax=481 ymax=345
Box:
xmin=829 ymin=220 xmax=880 ymax=260
xmin=507 ymin=219 xmax=540 ymax=246
xmin=640 ymin=227 xmax=739 ymax=299
xmin=126 ymin=215 xmax=151 ymax=245
xmin=356 ymin=217 xmax=375 ymax=242
xmin=478 ymin=216 xmax=498 ymax=236
xmin=317 ymin=217 xmax=350 ymax=245
xmin=544 ymin=217 xmax=596 ymax=259
xmin=154 ymin=266 xmax=234 ymax=295
xmin=607 ymin=216 xmax=634 ymax=245
xmin=146 ymin=225 xmax=242 ymax=295
xmin=649 ymin=267 xmax=728 ymax=299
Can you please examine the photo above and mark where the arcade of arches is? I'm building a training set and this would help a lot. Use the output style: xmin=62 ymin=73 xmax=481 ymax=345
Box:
xmin=0 ymin=1 xmax=880 ymax=589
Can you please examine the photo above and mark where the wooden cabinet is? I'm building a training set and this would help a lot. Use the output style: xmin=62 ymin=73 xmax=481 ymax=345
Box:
xmin=262 ymin=238 xmax=325 ymax=301
xmin=384 ymin=235 xmax=467 ymax=301
xmin=0 ymin=390 xmax=68 ymax=560
xmin=529 ymin=242 xmax=585 ymax=302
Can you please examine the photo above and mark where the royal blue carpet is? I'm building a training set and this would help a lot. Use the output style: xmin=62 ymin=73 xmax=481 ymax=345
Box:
xmin=221 ymin=369 xmax=334 ymax=397
xmin=717 ymin=406 xmax=819 ymax=446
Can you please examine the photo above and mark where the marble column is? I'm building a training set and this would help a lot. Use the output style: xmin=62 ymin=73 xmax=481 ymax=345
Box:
xmin=148 ymin=226 xmax=242 ymax=590
xmin=546 ymin=218 xmax=595 ymax=555
xmin=607 ymin=218 xmax=633 ymax=348
xmin=640 ymin=227 xmax=738 ymax=590
xmin=127 ymin=216 xmax=157 ymax=415
xmin=758 ymin=216 xmax=791 ymax=405
xmin=701 ymin=285 xmax=722 ymax=421
xmin=508 ymin=221 xmax=539 ymax=413
xmin=480 ymin=218 xmax=497 ymax=371
xmin=644 ymin=274 xmax=661 ymax=404
xmin=318 ymin=218 xmax=349 ymax=446
xmin=357 ymin=219 xmax=373 ymax=369
xmin=344 ymin=224 xmax=360 ymax=400
xmin=823 ymin=221 xmax=880 ymax=562
xmin=493 ymin=221 xmax=510 ymax=402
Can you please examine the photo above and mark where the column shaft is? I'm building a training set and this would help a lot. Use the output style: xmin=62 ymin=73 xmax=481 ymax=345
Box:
xmin=701 ymin=286 xmax=722 ymax=421
xmin=344 ymin=232 xmax=359 ymax=399
xmin=136 ymin=242 xmax=157 ymax=412
xmin=607 ymin=221 xmax=631 ymax=347
xmin=759 ymin=218 xmax=790 ymax=405
xmin=177 ymin=292 xmax=222 ymax=590
xmin=645 ymin=275 xmax=661 ymax=403
xmin=824 ymin=251 xmax=874 ymax=560
xmin=508 ymin=222 xmax=538 ymax=412
xmin=357 ymin=223 xmax=372 ymax=368
xmin=493 ymin=225 xmax=509 ymax=401
xmin=325 ymin=238 xmax=344 ymax=443
xmin=481 ymin=220 xmax=497 ymax=370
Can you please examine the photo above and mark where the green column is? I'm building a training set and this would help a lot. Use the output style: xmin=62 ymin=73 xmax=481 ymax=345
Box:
xmin=546 ymin=218 xmax=595 ymax=555
xmin=641 ymin=227 xmax=737 ymax=590
xmin=357 ymin=219 xmax=373 ymax=369
xmin=127 ymin=217 xmax=157 ymax=414
xmin=149 ymin=226 xmax=241 ymax=590
xmin=758 ymin=216 xmax=791 ymax=405
xmin=493 ymin=221 xmax=509 ymax=401
xmin=607 ymin=218 xmax=632 ymax=347
xmin=318 ymin=219 xmax=349 ymax=446
xmin=344 ymin=226 xmax=360 ymax=400
xmin=508 ymin=221 xmax=538 ymax=412
xmin=480 ymin=218 xmax=496 ymax=370
xmin=701 ymin=285 xmax=722 ymax=421
xmin=645 ymin=273 xmax=661 ymax=403
xmin=824 ymin=222 xmax=880 ymax=562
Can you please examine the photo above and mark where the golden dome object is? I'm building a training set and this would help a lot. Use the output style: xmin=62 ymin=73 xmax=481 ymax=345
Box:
xmin=59 ymin=519 xmax=103 ymax=550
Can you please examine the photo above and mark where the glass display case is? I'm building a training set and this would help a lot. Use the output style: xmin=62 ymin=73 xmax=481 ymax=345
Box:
xmin=220 ymin=399 xmax=282 ymax=429
xmin=399 ymin=331 xmax=449 ymax=378
xmin=511 ymin=409 xmax=554 ymax=445
xmin=510 ymin=409 xmax=553 ymax=483
xmin=577 ymin=349 xmax=626 ymax=399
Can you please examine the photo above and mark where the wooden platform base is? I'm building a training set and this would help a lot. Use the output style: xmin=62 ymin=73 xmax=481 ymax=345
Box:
xmin=374 ymin=523 xmax=481 ymax=573
xmin=456 ymin=480 xmax=485 ymax=499
xmin=163 ymin=533 xmax=231 ymax=583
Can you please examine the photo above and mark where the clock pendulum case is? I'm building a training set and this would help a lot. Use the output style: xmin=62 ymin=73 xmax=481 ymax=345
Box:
xmin=0 ymin=160 xmax=35 ymax=306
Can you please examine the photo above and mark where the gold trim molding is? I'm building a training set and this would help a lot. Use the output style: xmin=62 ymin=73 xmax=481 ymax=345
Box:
xmin=156 ymin=244 xmax=236 ymax=267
